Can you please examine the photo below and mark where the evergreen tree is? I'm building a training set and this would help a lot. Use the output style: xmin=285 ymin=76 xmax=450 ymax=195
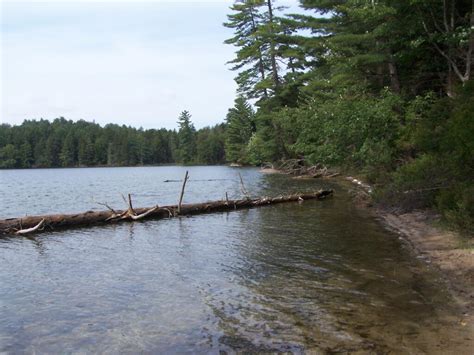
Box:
xmin=224 ymin=0 xmax=286 ymax=100
xmin=224 ymin=0 xmax=270 ymax=99
xmin=225 ymin=96 xmax=255 ymax=163
xmin=60 ymin=133 xmax=76 ymax=167
xmin=196 ymin=125 xmax=226 ymax=164
xmin=176 ymin=110 xmax=196 ymax=164
xmin=0 ymin=118 xmax=224 ymax=168
xmin=77 ymin=135 xmax=95 ymax=166
xmin=0 ymin=144 xmax=18 ymax=168
xmin=18 ymin=141 xmax=33 ymax=168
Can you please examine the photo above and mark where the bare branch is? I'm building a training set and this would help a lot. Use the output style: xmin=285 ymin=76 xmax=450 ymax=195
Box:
xmin=178 ymin=171 xmax=189 ymax=213
xmin=421 ymin=19 xmax=468 ymax=82
xmin=129 ymin=206 xmax=159 ymax=220
xmin=15 ymin=219 xmax=45 ymax=235
xmin=96 ymin=202 xmax=117 ymax=214
xmin=239 ymin=173 xmax=251 ymax=199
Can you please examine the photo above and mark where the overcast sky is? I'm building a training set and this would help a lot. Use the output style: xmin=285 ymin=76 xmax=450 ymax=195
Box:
xmin=1 ymin=0 xmax=300 ymax=130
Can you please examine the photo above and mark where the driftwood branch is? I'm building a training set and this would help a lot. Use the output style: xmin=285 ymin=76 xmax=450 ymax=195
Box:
xmin=129 ymin=206 xmax=159 ymax=220
xmin=128 ymin=194 xmax=135 ymax=213
xmin=0 ymin=190 xmax=334 ymax=236
xmin=96 ymin=201 xmax=117 ymax=214
xmin=238 ymin=173 xmax=250 ymax=199
xmin=96 ymin=201 xmax=123 ymax=221
xmin=15 ymin=219 xmax=45 ymax=235
xmin=178 ymin=171 xmax=189 ymax=213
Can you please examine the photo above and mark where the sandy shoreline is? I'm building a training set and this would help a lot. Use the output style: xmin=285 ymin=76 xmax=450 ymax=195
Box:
xmin=345 ymin=178 xmax=474 ymax=344
xmin=377 ymin=209 xmax=474 ymax=323
xmin=261 ymin=167 xmax=474 ymax=335
xmin=343 ymin=175 xmax=474 ymax=323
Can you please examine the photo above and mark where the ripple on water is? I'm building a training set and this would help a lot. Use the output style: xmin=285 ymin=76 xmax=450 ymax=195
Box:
xmin=0 ymin=166 xmax=470 ymax=353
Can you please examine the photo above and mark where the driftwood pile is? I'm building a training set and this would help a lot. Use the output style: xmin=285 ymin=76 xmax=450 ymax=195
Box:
xmin=0 ymin=171 xmax=333 ymax=236
xmin=272 ymin=159 xmax=340 ymax=178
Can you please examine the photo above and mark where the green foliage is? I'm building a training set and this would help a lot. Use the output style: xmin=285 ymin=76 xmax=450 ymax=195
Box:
xmin=224 ymin=0 xmax=285 ymax=99
xmin=0 ymin=144 xmax=18 ymax=168
xmin=196 ymin=124 xmax=226 ymax=164
xmin=437 ymin=184 xmax=474 ymax=234
xmin=379 ymin=82 xmax=474 ymax=231
xmin=2 ymin=0 xmax=472 ymax=231
xmin=246 ymin=132 xmax=266 ymax=165
xmin=293 ymin=91 xmax=401 ymax=176
xmin=225 ymin=96 xmax=255 ymax=163
xmin=248 ymin=111 xmax=284 ymax=163
xmin=0 ymin=117 xmax=225 ymax=168
xmin=379 ymin=154 xmax=447 ymax=209
xmin=176 ymin=110 xmax=197 ymax=164
xmin=222 ymin=0 xmax=473 ymax=230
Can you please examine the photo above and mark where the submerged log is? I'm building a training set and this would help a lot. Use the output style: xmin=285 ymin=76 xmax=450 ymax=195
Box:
xmin=0 ymin=190 xmax=333 ymax=236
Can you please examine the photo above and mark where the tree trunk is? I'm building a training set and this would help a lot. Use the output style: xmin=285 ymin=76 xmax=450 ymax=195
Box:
xmin=267 ymin=0 xmax=280 ymax=89
xmin=0 ymin=190 xmax=334 ymax=236
xmin=388 ymin=54 xmax=401 ymax=94
xmin=249 ymin=5 xmax=269 ymax=98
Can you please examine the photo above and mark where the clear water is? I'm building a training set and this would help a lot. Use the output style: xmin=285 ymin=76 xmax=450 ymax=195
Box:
xmin=0 ymin=166 xmax=470 ymax=353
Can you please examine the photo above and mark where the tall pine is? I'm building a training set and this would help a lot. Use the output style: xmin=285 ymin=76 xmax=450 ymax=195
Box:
xmin=225 ymin=97 xmax=255 ymax=163
xmin=177 ymin=110 xmax=196 ymax=164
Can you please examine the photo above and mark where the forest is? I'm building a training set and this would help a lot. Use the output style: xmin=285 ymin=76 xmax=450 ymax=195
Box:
xmin=0 ymin=113 xmax=226 ymax=167
xmin=1 ymin=0 xmax=473 ymax=231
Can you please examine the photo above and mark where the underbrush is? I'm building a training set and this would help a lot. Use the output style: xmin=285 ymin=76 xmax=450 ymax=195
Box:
xmin=376 ymin=83 xmax=474 ymax=235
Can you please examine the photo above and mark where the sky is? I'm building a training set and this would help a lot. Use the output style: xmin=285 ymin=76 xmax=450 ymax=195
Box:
xmin=1 ymin=0 xmax=300 ymax=130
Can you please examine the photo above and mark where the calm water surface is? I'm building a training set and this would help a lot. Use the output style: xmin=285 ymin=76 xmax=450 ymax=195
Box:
xmin=0 ymin=166 xmax=470 ymax=353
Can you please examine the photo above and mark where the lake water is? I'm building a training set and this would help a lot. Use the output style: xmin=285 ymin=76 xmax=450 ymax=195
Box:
xmin=0 ymin=166 xmax=470 ymax=353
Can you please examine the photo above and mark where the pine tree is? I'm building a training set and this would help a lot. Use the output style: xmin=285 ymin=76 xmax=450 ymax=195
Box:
xmin=225 ymin=97 xmax=255 ymax=163
xmin=225 ymin=0 xmax=287 ymax=100
xmin=177 ymin=110 xmax=196 ymax=164
xmin=0 ymin=144 xmax=18 ymax=168
xmin=60 ymin=133 xmax=76 ymax=167
xmin=77 ymin=134 xmax=94 ymax=166
xmin=18 ymin=141 xmax=33 ymax=168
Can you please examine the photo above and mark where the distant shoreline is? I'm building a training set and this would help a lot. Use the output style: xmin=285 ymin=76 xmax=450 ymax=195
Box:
xmin=0 ymin=163 xmax=239 ymax=171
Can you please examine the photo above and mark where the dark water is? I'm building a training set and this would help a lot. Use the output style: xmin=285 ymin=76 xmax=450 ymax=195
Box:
xmin=0 ymin=166 xmax=470 ymax=353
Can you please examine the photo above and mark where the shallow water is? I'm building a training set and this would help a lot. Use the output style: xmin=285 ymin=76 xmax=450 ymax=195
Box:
xmin=0 ymin=166 xmax=470 ymax=353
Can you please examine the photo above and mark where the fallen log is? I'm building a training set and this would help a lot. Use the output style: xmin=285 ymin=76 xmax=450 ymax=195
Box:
xmin=0 ymin=190 xmax=333 ymax=236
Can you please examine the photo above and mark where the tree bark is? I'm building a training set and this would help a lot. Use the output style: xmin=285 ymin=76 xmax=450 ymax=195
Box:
xmin=249 ymin=4 xmax=269 ymax=98
xmin=267 ymin=0 xmax=280 ymax=89
xmin=387 ymin=53 xmax=401 ymax=93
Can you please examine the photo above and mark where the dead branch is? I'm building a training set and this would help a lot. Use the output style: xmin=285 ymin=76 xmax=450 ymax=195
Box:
xmin=15 ymin=219 xmax=45 ymax=235
xmin=129 ymin=206 xmax=159 ymax=220
xmin=238 ymin=173 xmax=250 ymax=199
xmin=178 ymin=171 xmax=189 ymax=213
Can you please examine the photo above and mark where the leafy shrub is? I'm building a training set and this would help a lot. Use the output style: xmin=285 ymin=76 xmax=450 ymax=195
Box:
xmin=377 ymin=82 xmax=474 ymax=233
xmin=437 ymin=184 xmax=474 ymax=233
xmin=378 ymin=154 xmax=449 ymax=210
xmin=293 ymin=90 xmax=401 ymax=174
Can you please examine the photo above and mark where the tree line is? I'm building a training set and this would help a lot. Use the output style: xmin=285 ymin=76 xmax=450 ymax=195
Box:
xmin=0 ymin=114 xmax=226 ymax=168
xmin=222 ymin=0 xmax=473 ymax=231
xmin=1 ymin=0 xmax=472 ymax=230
